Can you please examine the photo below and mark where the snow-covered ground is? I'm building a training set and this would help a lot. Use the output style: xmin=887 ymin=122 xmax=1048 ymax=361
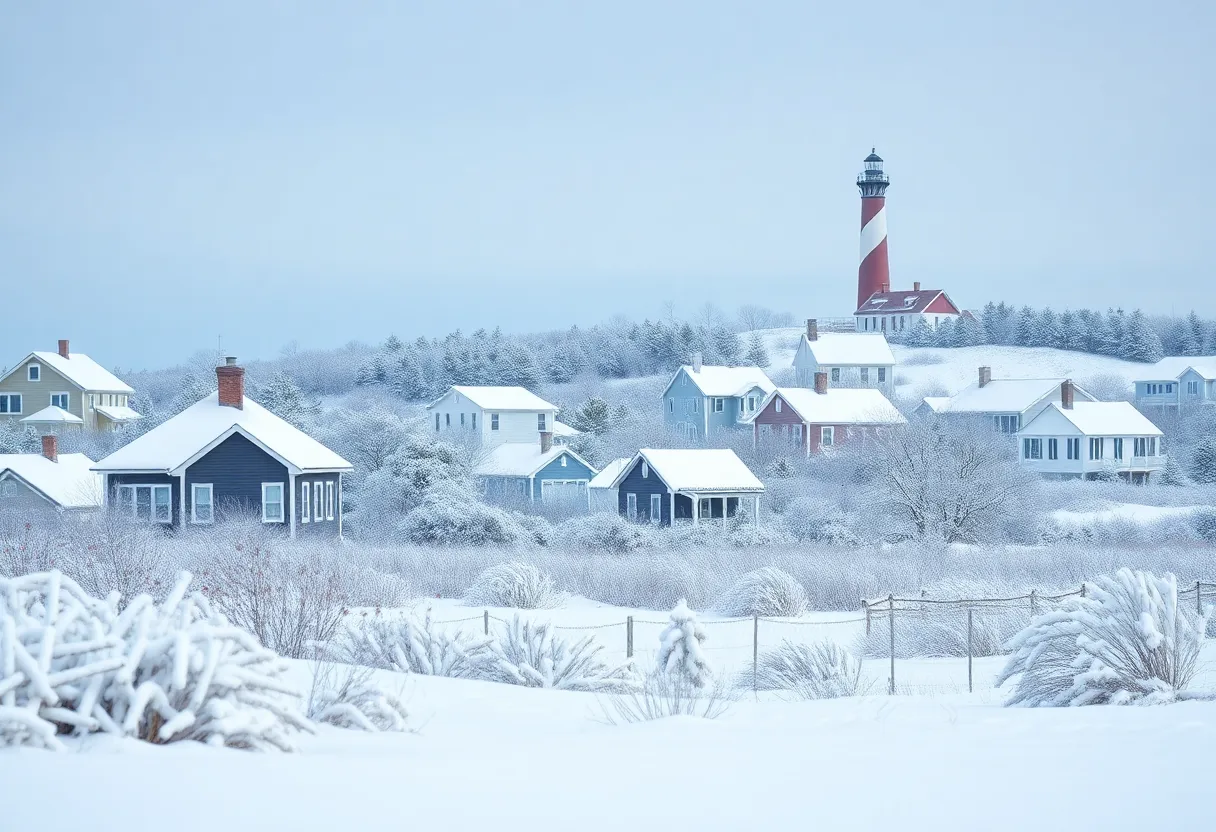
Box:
xmin=1051 ymin=503 xmax=1205 ymax=527
xmin=4 ymin=663 xmax=1214 ymax=831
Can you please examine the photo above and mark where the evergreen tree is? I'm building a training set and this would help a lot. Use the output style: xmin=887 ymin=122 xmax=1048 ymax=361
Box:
xmin=500 ymin=343 xmax=543 ymax=389
xmin=1033 ymin=307 xmax=1062 ymax=348
xmin=710 ymin=325 xmax=743 ymax=365
xmin=252 ymin=372 xmax=321 ymax=430
xmin=388 ymin=350 xmax=428 ymax=400
xmin=569 ymin=397 xmax=612 ymax=436
xmin=1182 ymin=311 xmax=1205 ymax=357
xmin=0 ymin=420 xmax=41 ymax=453
xmin=1014 ymin=306 xmax=1036 ymax=346
xmin=1120 ymin=309 xmax=1164 ymax=363
xmin=1059 ymin=310 xmax=1088 ymax=352
xmin=1098 ymin=308 xmax=1125 ymax=357
xmin=905 ymin=318 xmax=934 ymax=348
xmin=1157 ymin=453 xmax=1188 ymax=487
xmin=954 ymin=314 xmax=987 ymax=347
xmin=745 ymin=331 xmax=770 ymax=367
xmin=1189 ymin=437 xmax=1216 ymax=484
xmin=383 ymin=334 xmax=404 ymax=353
xmin=932 ymin=317 xmax=957 ymax=348
xmin=656 ymin=600 xmax=711 ymax=688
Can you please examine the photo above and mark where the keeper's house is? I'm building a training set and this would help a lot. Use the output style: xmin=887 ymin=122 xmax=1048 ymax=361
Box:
xmin=92 ymin=358 xmax=352 ymax=537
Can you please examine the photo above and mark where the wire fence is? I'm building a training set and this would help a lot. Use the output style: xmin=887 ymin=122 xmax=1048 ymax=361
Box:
xmin=421 ymin=580 xmax=1216 ymax=697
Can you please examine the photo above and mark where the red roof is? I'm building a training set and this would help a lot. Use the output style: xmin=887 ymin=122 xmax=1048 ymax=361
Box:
xmin=854 ymin=289 xmax=961 ymax=316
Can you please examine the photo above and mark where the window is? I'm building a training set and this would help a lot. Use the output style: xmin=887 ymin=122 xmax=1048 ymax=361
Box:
xmin=1066 ymin=438 xmax=1080 ymax=460
xmin=641 ymin=461 xmax=649 ymax=479
xmin=27 ymin=364 xmax=40 ymax=382
xmin=460 ymin=412 xmax=465 ymax=427
xmin=50 ymin=393 xmax=69 ymax=410
xmin=821 ymin=426 xmax=834 ymax=447
xmin=1023 ymin=438 xmax=1042 ymax=460
xmin=1089 ymin=438 xmax=1104 ymax=460
xmin=560 ymin=456 xmax=567 ymax=467
xmin=699 ymin=498 xmax=712 ymax=519
xmin=1048 ymin=438 xmax=1058 ymax=460
xmin=1188 ymin=381 xmax=1200 ymax=395
xmin=860 ymin=368 xmax=870 ymax=383
xmin=680 ymin=374 xmax=687 ymax=387
xmin=994 ymin=414 xmax=1019 ymax=434
xmin=300 ymin=482 xmax=310 ymax=523
xmin=314 ymin=483 xmax=324 ymax=522
xmin=326 ymin=482 xmax=335 ymax=520
xmin=0 ymin=394 xmax=22 ymax=415
xmin=831 ymin=368 xmax=841 ymax=383
xmin=1167 ymin=384 xmax=1174 ymax=393
xmin=191 ymin=484 xmax=214 ymax=524
xmin=878 ymin=368 xmax=886 ymax=383
xmin=259 ymin=483 xmax=283 ymax=523
xmin=538 ymin=413 xmax=547 ymax=431
xmin=117 ymin=485 xmax=173 ymax=524
xmin=747 ymin=396 xmax=757 ymax=412
xmin=434 ymin=413 xmax=440 ymax=432
xmin=713 ymin=398 xmax=724 ymax=413
xmin=491 ymin=413 xmax=500 ymax=430
xmin=668 ymin=399 xmax=674 ymax=413
xmin=445 ymin=413 xmax=450 ymax=427
xmin=1134 ymin=437 xmax=1158 ymax=457
xmin=650 ymin=494 xmax=661 ymax=524
xmin=471 ymin=413 xmax=477 ymax=429
xmin=694 ymin=399 xmax=700 ymax=412
xmin=775 ymin=399 xmax=782 ymax=414
xmin=626 ymin=493 xmax=637 ymax=520
xmin=1113 ymin=438 xmax=1124 ymax=460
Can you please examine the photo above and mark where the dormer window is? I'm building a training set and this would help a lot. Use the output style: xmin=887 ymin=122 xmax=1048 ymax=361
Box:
xmin=642 ymin=461 xmax=649 ymax=478
xmin=27 ymin=364 xmax=40 ymax=382
xmin=904 ymin=296 xmax=918 ymax=307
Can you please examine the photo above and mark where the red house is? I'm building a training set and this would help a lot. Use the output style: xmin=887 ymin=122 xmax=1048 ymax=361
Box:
xmin=747 ymin=372 xmax=906 ymax=456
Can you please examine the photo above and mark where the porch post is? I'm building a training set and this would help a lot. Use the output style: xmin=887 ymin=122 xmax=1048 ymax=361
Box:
xmin=754 ymin=495 xmax=761 ymax=525
xmin=288 ymin=473 xmax=297 ymax=539
xmin=721 ymin=497 xmax=728 ymax=530
xmin=692 ymin=492 xmax=699 ymax=525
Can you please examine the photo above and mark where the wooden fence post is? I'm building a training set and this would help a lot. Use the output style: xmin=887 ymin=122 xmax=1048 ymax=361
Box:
xmin=1080 ymin=582 xmax=1086 ymax=599
xmin=1029 ymin=589 xmax=1038 ymax=617
xmin=888 ymin=594 xmax=896 ymax=696
xmin=483 ymin=610 xmax=489 ymax=636
xmin=967 ymin=608 xmax=974 ymax=694
xmin=626 ymin=616 xmax=634 ymax=659
xmin=863 ymin=599 xmax=871 ymax=636
xmin=752 ymin=614 xmax=760 ymax=693
xmin=1198 ymin=580 xmax=1203 ymax=616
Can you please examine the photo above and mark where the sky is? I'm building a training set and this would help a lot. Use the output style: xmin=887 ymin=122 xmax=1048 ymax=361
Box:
xmin=1 ymin=1 xmax=1212 ymax=368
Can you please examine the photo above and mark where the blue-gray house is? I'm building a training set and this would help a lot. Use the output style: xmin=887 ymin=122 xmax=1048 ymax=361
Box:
xmin=661 ymin=354 xmax=775 ymax=440
xmin=608 ymin=448 xmax=764 ymax=527
xmin=474 ymin=433 xmax=596 ymax=509
xmin=92 ymin=358 xmax=353 ymax=537
xmin=1134 ymin=358 xmax=1216 ymax=409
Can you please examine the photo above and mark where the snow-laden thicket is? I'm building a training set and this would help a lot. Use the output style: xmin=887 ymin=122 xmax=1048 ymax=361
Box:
xmin=601 ymin=671 xmax=732 ymax=724
xmin=656 ymin=601 xmax=712 ymax=687
xmin=306 ymin=665 xmax=409 ymax=734
xmin=465 ymin=561 xmax=564 ymax=609
xmin=327 ymin=608 xmax=498 ymax=679
xmin=0 ymin=570 xmax=311 ymax=750
xmin=749 ymin=640 xmax=865 ymax=699
xmin=997 ymin=569 xmax=1211 ymax=706
xmin=492 ymin=616 xmax=638 ymax=692
xmin=714 ymin=567 xmax=809 ymax=617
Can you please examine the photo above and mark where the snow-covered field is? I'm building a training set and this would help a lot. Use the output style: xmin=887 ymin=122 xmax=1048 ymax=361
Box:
xmin=4 ymin=662 xmax=1213 ymax=832
xmin=1051 ymin=502 xmax=1205 ymax=527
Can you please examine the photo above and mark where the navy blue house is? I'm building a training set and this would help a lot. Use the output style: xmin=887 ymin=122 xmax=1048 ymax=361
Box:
xmin=92 ymin=359 xmax=353 ymax=538
xmin=608 ymin=448 xmax=765 ymax=527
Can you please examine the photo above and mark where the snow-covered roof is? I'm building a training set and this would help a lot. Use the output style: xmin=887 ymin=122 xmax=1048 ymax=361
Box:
xmin=473 ymin=443 xmax=593 ymax=478
xmin=93 ymin=393 xmax=352 ymax=474
xmin=1139 ymin=357 xmax=1216 ymax=382
xmin=797 ymin=332 xmax=895 ymax=367
xmin=20 ymin=406 xmax=84 ymax=424
xmin=752 ymin=388 xmax=906 ymax=426
xmin=2 ymin=352 xmax=135 ymax=393
xmin=429 ymin=386 xmax=556 ymax=412
xmin=854 ymin=289 xmax=959 ymax=316
xmin=918 ymin=396 xmax=952 ymax=414
xmin=668 ymin=366 xmax=776 ymax=398
xmin=936 ymin=378 xmax=1092 ymax=415
xmin=0 ymin=453 xmax=102 ymax=509
xmin=611 ymin=449 xmax=764 ymax=494
xmin=95 ymin=405 xmax=142 ymax=422
xmin=588 ymin=458 xmax=630 ymax=489
xmin=1023 ymin=402 xmax=1164 ymax=437
xmin=552 ymin=420 xmax=580 ymax=437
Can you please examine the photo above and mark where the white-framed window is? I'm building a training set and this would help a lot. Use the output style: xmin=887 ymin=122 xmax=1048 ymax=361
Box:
xmin=434 ymin=413 xmax=440 ymax=432
xmin=314 ymin=482 xmax=324 ymax=522
xmin=878 ymin=367 xmax=887 ymax=383
xmin=27 ymin=364 xmax=40 ymax=382
xmin=626 ymin=493 xmax=637 ymax=520
xmin=1047 ymin=438 xmax=1058 ymax=460
xmin=191 ymin=484 xmax=214 ymax=524
xmin=1167 ymin=384 xmax=1174 ymax=393
xmin=117 ymin=484 xmax=173 ymax=524
xmin=694 ymin=399 xmax=700 ymax=412
xmin=668 ymin=399 xmax=674 ymax=413
xmin=50 ymin=392 xmax=69 ymax=410
xmin=491 ymin=413 xmax=500 ymax=430
xmin=1022 ymin=438 xmax=1042 ymax=460
xmin=326 ymin=481 xmax=335 ymax=520
xmin=747 ymin=395 xmax=757 ymax=412
xmin=649 ymin=493 xmax=661 ymax=524
xmin=471 ymin=413 xmax=477 ymax=429
xmin=560 ymin=456 xmax=567 ymax=467
xmin=1134 ymin=437 xmax=1157 ymax=457
xmin=994 ymin=414 xmax=1019 ymax=434
xmin=300 ymin=481 xmax=310 ymax=523
xmin=860 ymin=368 xmax=869 ymax=383
xmin=1089 ymin=438 xmax=1104 ymax=460
xmin=699 ymin=498 xmax=712 ymax=519
xmin=1188 ymin=381 xmax=1200 ymax=395
xmin=831 ymin=368 xmax=840 ymax=383
xmin=641 ymin=461 xmax=649 ymax=479
xmin=445 ymin=413 xmax=450 ymax=427
xmin=821 ymin=426 xmax=834 ymax=447
xmin=262 ymin=483 xmax=284 ymax=523
xmin=775 ymin=399 xmax=782 ymax=414
xmin=713 ymin=398 xmax=724 ymax=413
xmin=460 ymin=412 xmax=465 ymax=427
xmin=1066 ymin=438 xmax=1080 ymax=460
xmin=0 ymin=394 xmax=22 ymax=415
xmin=538 ymin=413 xmax=547 ymax=431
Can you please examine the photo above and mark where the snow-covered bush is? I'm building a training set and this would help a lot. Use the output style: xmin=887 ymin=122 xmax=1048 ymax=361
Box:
xmin=493 ymin=615 xmax=637 ymax=692
xmin=656 ymin=600 xmax=712 ymax=687
xmin=307 ymin=665 xmax=409 ymax=733
xmin=327 ymin=608 xmax=498 ymax=679
xmin=465 ymin=561 xmax=564 ymax=609
xmin=996 ymin=569 xmax=1211 ymax=706
xmin=556 ymin=513 xmax=655 ymax=553
xmin=602 ymin=670 xmax=731 ymax=724
xmin=398 ymin=489 xmax=532 ymax=546
xmin=714 ymin=567 xmax=809 ymax=617
xmin=749 ymin=640 xmax=864 ymax=699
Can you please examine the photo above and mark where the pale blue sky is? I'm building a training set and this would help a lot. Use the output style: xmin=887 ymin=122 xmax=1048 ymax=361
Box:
xmin=1 ymin=1 xmax=1211 ymax=367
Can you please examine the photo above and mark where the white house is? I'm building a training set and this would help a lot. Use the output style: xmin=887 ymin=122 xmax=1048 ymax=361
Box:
xmin=427 ymin=386 xmax=563 ymax=449
xmin=792 ymin=318 xmax=895 ymax=393
xmin=661 ymin=355 xmax=775 ymax=439
xmin=0 ymin=436 xmax=101 ymax=512
xmin=927 ymin=367 xmax=1097 ymax=434
xmin=1133 ymin=358 xmax=1216 ymax=409
xmin=854 ymin=282 xmax=962 ymax=333
xmin=1017 ymin=384 xmax=1165 ymax=482
xmin=587 ymin=457 xmax=630 ymax=512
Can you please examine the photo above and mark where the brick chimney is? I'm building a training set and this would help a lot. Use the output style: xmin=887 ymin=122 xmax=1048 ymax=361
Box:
xmin=814 ymin=371 xmax=828 ymax=395
xmin=58 ymin=339 xmax=69 ymax=359
xmin=978 ymin=366 xmax=992 ymax=388
xmin=691 ymin=351 xmax=703 ymax=373
xmin=1061 ymin=380 xmax=1074 ymax=410
xmin=216 ymin=357 xmax=245 ymax=409
xmin=880 ymin=281 xmax=890 ymax=293
xmin=806 ymin=319 xmax=818 ymax=342
xmin=913 ymin=281 xmax=921 ymax=292
xmin=41 ymin=434 xmax=58 ymax=463
xmin=540 ymin=431 xmax=554 ymax=453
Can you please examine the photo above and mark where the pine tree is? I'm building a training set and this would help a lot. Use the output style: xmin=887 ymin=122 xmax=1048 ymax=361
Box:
xmin=905 ymin=318 xmax=934 ymax=347
xmin=1182 ymin=311 xmax=1205 ymax=356
xmin=1157 ymin=453 xmax=1188 ymax=487
xmin=1190 ymin=437 xmax=1216 ymax=484
xmin=0 ymin=420 xmax=41 ymax=453
xmin=1014 ymin=306 xmax=1036 ymax=346
xmin=500 ymin=343 xmax=543 ymax=389
xmin=252 ymin=372 xmax=320 ymax=430
xmin=1121 ymin=309 xmax=1164 ymax=363
xmin=1033 ymin=307 xmax=1062 ymax=348
xmin=656 ymin=600 xmax=711 ymax=687
xmin=569 ymin=397 xmax=611 ymax=436
xmin=711 ymin=325 xmax=743 ymax=365
xmin=1060 ymin=310 xmax=1087 ymax=352
xmin=954 ymin=314 xmax=987 ymax=347
xmin=932 ymin=317 xmax=957 ymax=348
xmin=1098 ymin=308 xmax=1125 ymax=357
xmin=745 ymin=331 xmax=770 ymax=367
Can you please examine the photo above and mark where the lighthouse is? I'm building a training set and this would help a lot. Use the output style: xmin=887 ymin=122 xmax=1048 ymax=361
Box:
xmin=856 ymin=148 xmax=891 ymax=309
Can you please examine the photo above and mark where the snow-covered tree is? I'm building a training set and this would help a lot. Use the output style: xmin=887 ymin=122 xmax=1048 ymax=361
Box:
xmin=1189 ymin=437 xmax=1216 ymax=484
xmin=996 ymin=569 xmax=1210 ymax=706
xmin=1014 ymin=306 xmax=1036 ymax=346
xmin=1033 ymin=307 xmax=1062 ymax=348
xmin=0 ymin=419 xmax=41 ymax=453
xmin=745 ymin=331 xmax=770 ymax=367
xmin=904 ymin=317 xmax=934 ymax=347
xmin=954 ymin=314 xmax=987 ymax=347
xmin=1120 ymin=309 xmax=1165 ymax=363
xmin=1059 ymin=309 xmax=1088 ymax=352
xmin=252 ymin=371 xmax=320 ymax=430
xmin=569 ymin=397 xmax=612 ymax=436
xmin=656 ymin=600 xmax=712 ymax=687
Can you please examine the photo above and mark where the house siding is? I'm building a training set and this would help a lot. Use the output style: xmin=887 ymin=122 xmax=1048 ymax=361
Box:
xmin=530 ymin=452 xmax=594 ymax=502
xmin=184 ymin=433 xmax=290 ymax=527
xmin=430 ymin=390 xmax=556 ymax=448
xmin=616 ymin=458 xmax=671 ymax=526
xmin=662 ymin=370 xmax=760 ymax=439
xmin=0 ymin=361 xmax=87 ymax=426
xmin=106 ymin=472 xmax=181 ymax=527
xmin=752 ymin=394 xmax=808 ymax=454
xmin=0 ymin=474 xmax=58 ymax=511
xmin=294 ymin=472 xmax=342 ymax=536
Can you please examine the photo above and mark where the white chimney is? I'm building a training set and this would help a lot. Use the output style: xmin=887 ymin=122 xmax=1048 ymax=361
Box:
xmin=691 ymin=352 xmax=703 ymax=373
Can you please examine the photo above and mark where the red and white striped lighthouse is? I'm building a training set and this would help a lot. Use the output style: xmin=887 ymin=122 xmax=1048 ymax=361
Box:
xmin=856 ymin=148 xmax=891 ymax=309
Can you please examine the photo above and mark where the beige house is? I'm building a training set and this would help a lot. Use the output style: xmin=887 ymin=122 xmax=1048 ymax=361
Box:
xmin=0 ymin=340 xmax=140 ymax=433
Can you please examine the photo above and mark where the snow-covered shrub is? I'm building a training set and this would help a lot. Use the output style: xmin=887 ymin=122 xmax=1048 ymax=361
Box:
xmin=749 ymin=640 xmax=864 ymax=699
xmin=398 ymin=485 xmax=532 ymax=546
xmin=996 ymin=569 xmax=1211 ymax=706
xmin=327 ymin=608 xmax=498 ymax=679
xmin=714 ymin=567 xmax=809 ymax=617
xmin=308 ymin=665 xmax=409 ymax=733
xmin=556 ymin=513 xmax=654 ymax=553
xmin=493 ymin=615 xmax=638 ymax=692
xmin=465 ymin=561 xmax=564 ymax=609
xmin=602 ymin=670 xmax=731 ymax=724
xmin=1193 ymin=509 xmax=1216 ymax=543
xmin=656 ymin=600 xmax=712 ymax=687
